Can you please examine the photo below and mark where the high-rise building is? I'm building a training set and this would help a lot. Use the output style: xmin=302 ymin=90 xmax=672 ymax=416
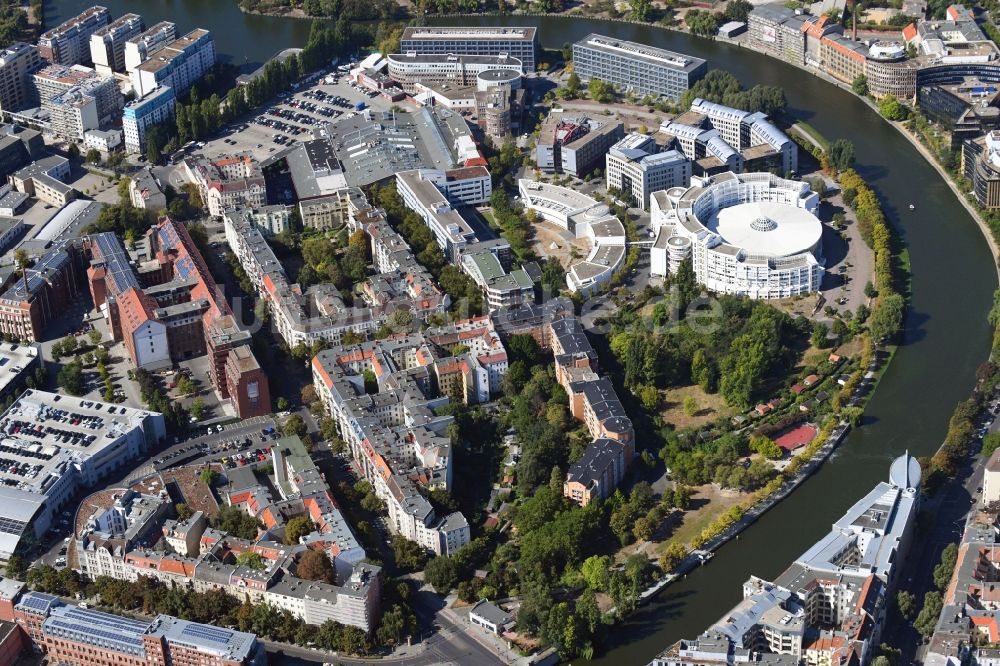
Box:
xmin=399 ymin=26 xmax=538 ymax=70
xmin=130 ymin=28 xmax=214 ymax=98
xmin=122 ymin=85 xmax=175 ymax=154
xmin=536 ymin=115 xmax=624 ymax=177
xmin=572 ymin=33 xmax=707 ymax=101
xmin=124 ymin=21 xmax=176 ymax=73
xmin=0 ymin=44 xmax=41 ymax=113
xmin=38 ymin=6 xmax=110 ymax=66
xmin=32 ymin=65 xmax=122 ymax=140
xmin=89 ymin=13 xmax=144 ymax=75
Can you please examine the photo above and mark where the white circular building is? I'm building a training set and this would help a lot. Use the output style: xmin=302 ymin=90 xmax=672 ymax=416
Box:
xmin=652 ymin=172 xmax=824 ymax=299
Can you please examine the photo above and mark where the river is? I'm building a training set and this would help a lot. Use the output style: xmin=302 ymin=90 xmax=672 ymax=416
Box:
xmin=47 ymin=1 xmax=1000 ymax=663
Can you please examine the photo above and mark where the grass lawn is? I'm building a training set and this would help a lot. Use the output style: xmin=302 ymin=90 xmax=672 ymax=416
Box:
xmin=661 ymin=385 xmax=735 ymax=430
xmin=656 ymin=484 xmax=745 ymax=552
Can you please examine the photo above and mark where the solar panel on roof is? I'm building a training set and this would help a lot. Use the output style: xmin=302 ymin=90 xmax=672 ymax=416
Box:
xmin=181 ymin=623 xmax=235 ymax=643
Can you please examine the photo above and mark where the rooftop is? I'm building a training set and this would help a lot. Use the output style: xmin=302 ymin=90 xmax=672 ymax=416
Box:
xmin=575 ymin=33 xmax=706 ymax=73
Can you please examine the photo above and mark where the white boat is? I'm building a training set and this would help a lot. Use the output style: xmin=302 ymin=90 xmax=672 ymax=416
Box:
xmin=909 ymin=204 xmax=915 ymax=210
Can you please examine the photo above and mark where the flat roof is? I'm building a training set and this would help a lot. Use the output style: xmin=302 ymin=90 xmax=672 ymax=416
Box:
xmin=575 ymin=33 xmax=706 ymax=73
xmin=401 ymin=26 xmax=536 ymax=41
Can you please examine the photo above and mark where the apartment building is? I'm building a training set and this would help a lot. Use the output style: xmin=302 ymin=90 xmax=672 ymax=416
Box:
xmin=183 ymin=152 xmax=266 ymax=217
xmin=131 ymin=28 xmax=215 ymax=98
xmin=399 ymin=26 xmax=538 ymax=71
xmin=225 ymin=197 xmax=448 ymax=349
xmin=298 ymin=187 xmax=367 ymax=231
xmin=83 ymin=128 xmax=121 ymax=152
xmin=0 ymin=44 xmax=41 ymax=113
xmin=123 ymin=85 xmax=175 ymax=154
xmin=606 ymin=133 xmax=691 ymax=210
xmin=461 ymin=250 xmax=534 ymax=310
xmin=548 ymin=315 xmax=634 ymax=505
xmin=229 ymin=205 xmax=292 ymax=236
xmin=38 ymin=6 xmax=110 ymax=66
xmin=128 ymin=166 xmax=166 ymax=217
xmin=0 ymin=238 xmax=85 ymax=341
xmin=311 ymin=324 xmax=509 ymax=553
xmin=124 ymin=21 xmax=176 ymax=72
xmin=74 ymin=438 xmax=382 ymax=632
xmin=536 ymin=114 xmax=624 ymax=177
xmin=32 ymin=64 xmax=123 ymax=138
xmin=89 ymin=13 xmax=143 ymax=75
xmin=572 ymin=33 xmax=706 ymax=101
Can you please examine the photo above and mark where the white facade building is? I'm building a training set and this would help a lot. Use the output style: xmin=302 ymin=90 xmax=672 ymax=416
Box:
xmin=83 ymin=127 xmax=122 ymax=152
xmin=606 ymin=133 xmax=691 ymax=211
xmin=651 ymin=172 xmax=824 ymax=299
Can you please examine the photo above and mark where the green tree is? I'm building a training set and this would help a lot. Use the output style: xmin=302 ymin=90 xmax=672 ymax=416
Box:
xmin=87 ymin=329 xmax=102 ymax=346
xmin=878 ymin=94 xmax=908 ymax=121
xmin=852 ymin=74 xmax=869 ymax=96
xmin=284 ymin=515 xmax=316 ymax=545
xmin=284 ymin=414 xmax=307 ymax=437
xmin=896 ymin=590 xmax=917 ymax=620
xmin=659 ymin=542 xmax=687 ymax=572
xmin=985 ymin=432 xmax=1000 ymax=458
xmin=725 ymin=0 xmax=753 ymax=22
xmin=686 ymin=9 xmax=719 ymax=36
xmin=424 ymin=556 xmax=458 ymax=593
xmin=85 ymin=148 xmax=101 ymax=165
xmin=914 ymin=591 xmax=943 ymax=636
xmin=683 ymin=395 xmax=698 ymax=417
xmin=581 ymin=555 xmax=610 ymax=591
xmin=932 ymin=543 xmax=959 ymax=590
xmin=391 ymin=535 xmax=429 ymax=573
xmin=189 ymin=397 xmax=205 ymax=421
xmin=199 ymin=468 xmax=219 ymax=486
xmin=828 ymin=139 xmax=856 ymax=171
xmin=236 ymin=551 xmax=265 ymax=570
xmin=57 ymin=360 xmax=83 ymax=396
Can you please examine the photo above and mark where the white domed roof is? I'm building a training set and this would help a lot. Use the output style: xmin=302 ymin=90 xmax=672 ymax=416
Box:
xmin=889 ymin=451 xmax=921 ymax=490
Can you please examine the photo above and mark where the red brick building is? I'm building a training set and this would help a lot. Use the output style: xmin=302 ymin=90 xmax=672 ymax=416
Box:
xmin=85 ymin=217 xmax=271 ymax=418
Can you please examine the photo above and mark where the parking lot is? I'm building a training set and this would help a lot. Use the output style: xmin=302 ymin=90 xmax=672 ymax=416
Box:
xmin=152 ymin=415 xmax=281 ymax=472
xmin=160 ymin=69 xmax=401 ymax=186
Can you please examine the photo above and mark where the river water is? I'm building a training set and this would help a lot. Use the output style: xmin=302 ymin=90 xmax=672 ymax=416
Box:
xmin=48 ymin=2 xmax=1000 ymax=663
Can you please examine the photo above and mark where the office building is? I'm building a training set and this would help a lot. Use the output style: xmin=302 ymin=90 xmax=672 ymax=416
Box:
xmin=13 ymin=593 xmax=265 ymax=666
xmin=518 ymin=179 xmax=627 ymax=296
xmin=386 ymin=53 xmax=523 ymax=94
xmin=650 ymin=453 xmax=921 ymax=666
xmin=122 ymin=85 xmax=175 ymax=154
xmin=0 ymin=391 xmax=165 ymax=559
xmin=395 ymin=168 xmax=485 ymax=262
xmin=89 ymin=13 xmax=144 ymax=75
xmin=606 ymin=133 xmax=692 ymax=210
xmin=10 ymin=156 xmax=74 ymax=207
xmin=572 ymin=33 xmax=706 ymax=101
xmin=650 ymin=172 xmax=823 ymax=299
xmin=659 ymin=98 xmax=798 ymax=175
xmin=131 ymin=28 xmax=215 ymax=98
xmin=38 ymin=6 xmax=110 ymax=66
xmin=0 ymin=343 xmax=38 ymax=402
xmin=85 ymin=217 xmax=271 ymax=418
xmin=964 ymin=130 xmax=1000 ymax=209
xmin=83 ymin=128 xmax=121 ymax=152
xmin=536 ymin=114 xmax=624 ymax=177
xmin=0 ymin=44 xmax=41 ymax=113
xmin=124 ymin=21 xmax=176 ymax=73
xmin=183 ymin=152 xmax=266 ymax=217
xmin=400 ymin=26 xmax=538 ymax=70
